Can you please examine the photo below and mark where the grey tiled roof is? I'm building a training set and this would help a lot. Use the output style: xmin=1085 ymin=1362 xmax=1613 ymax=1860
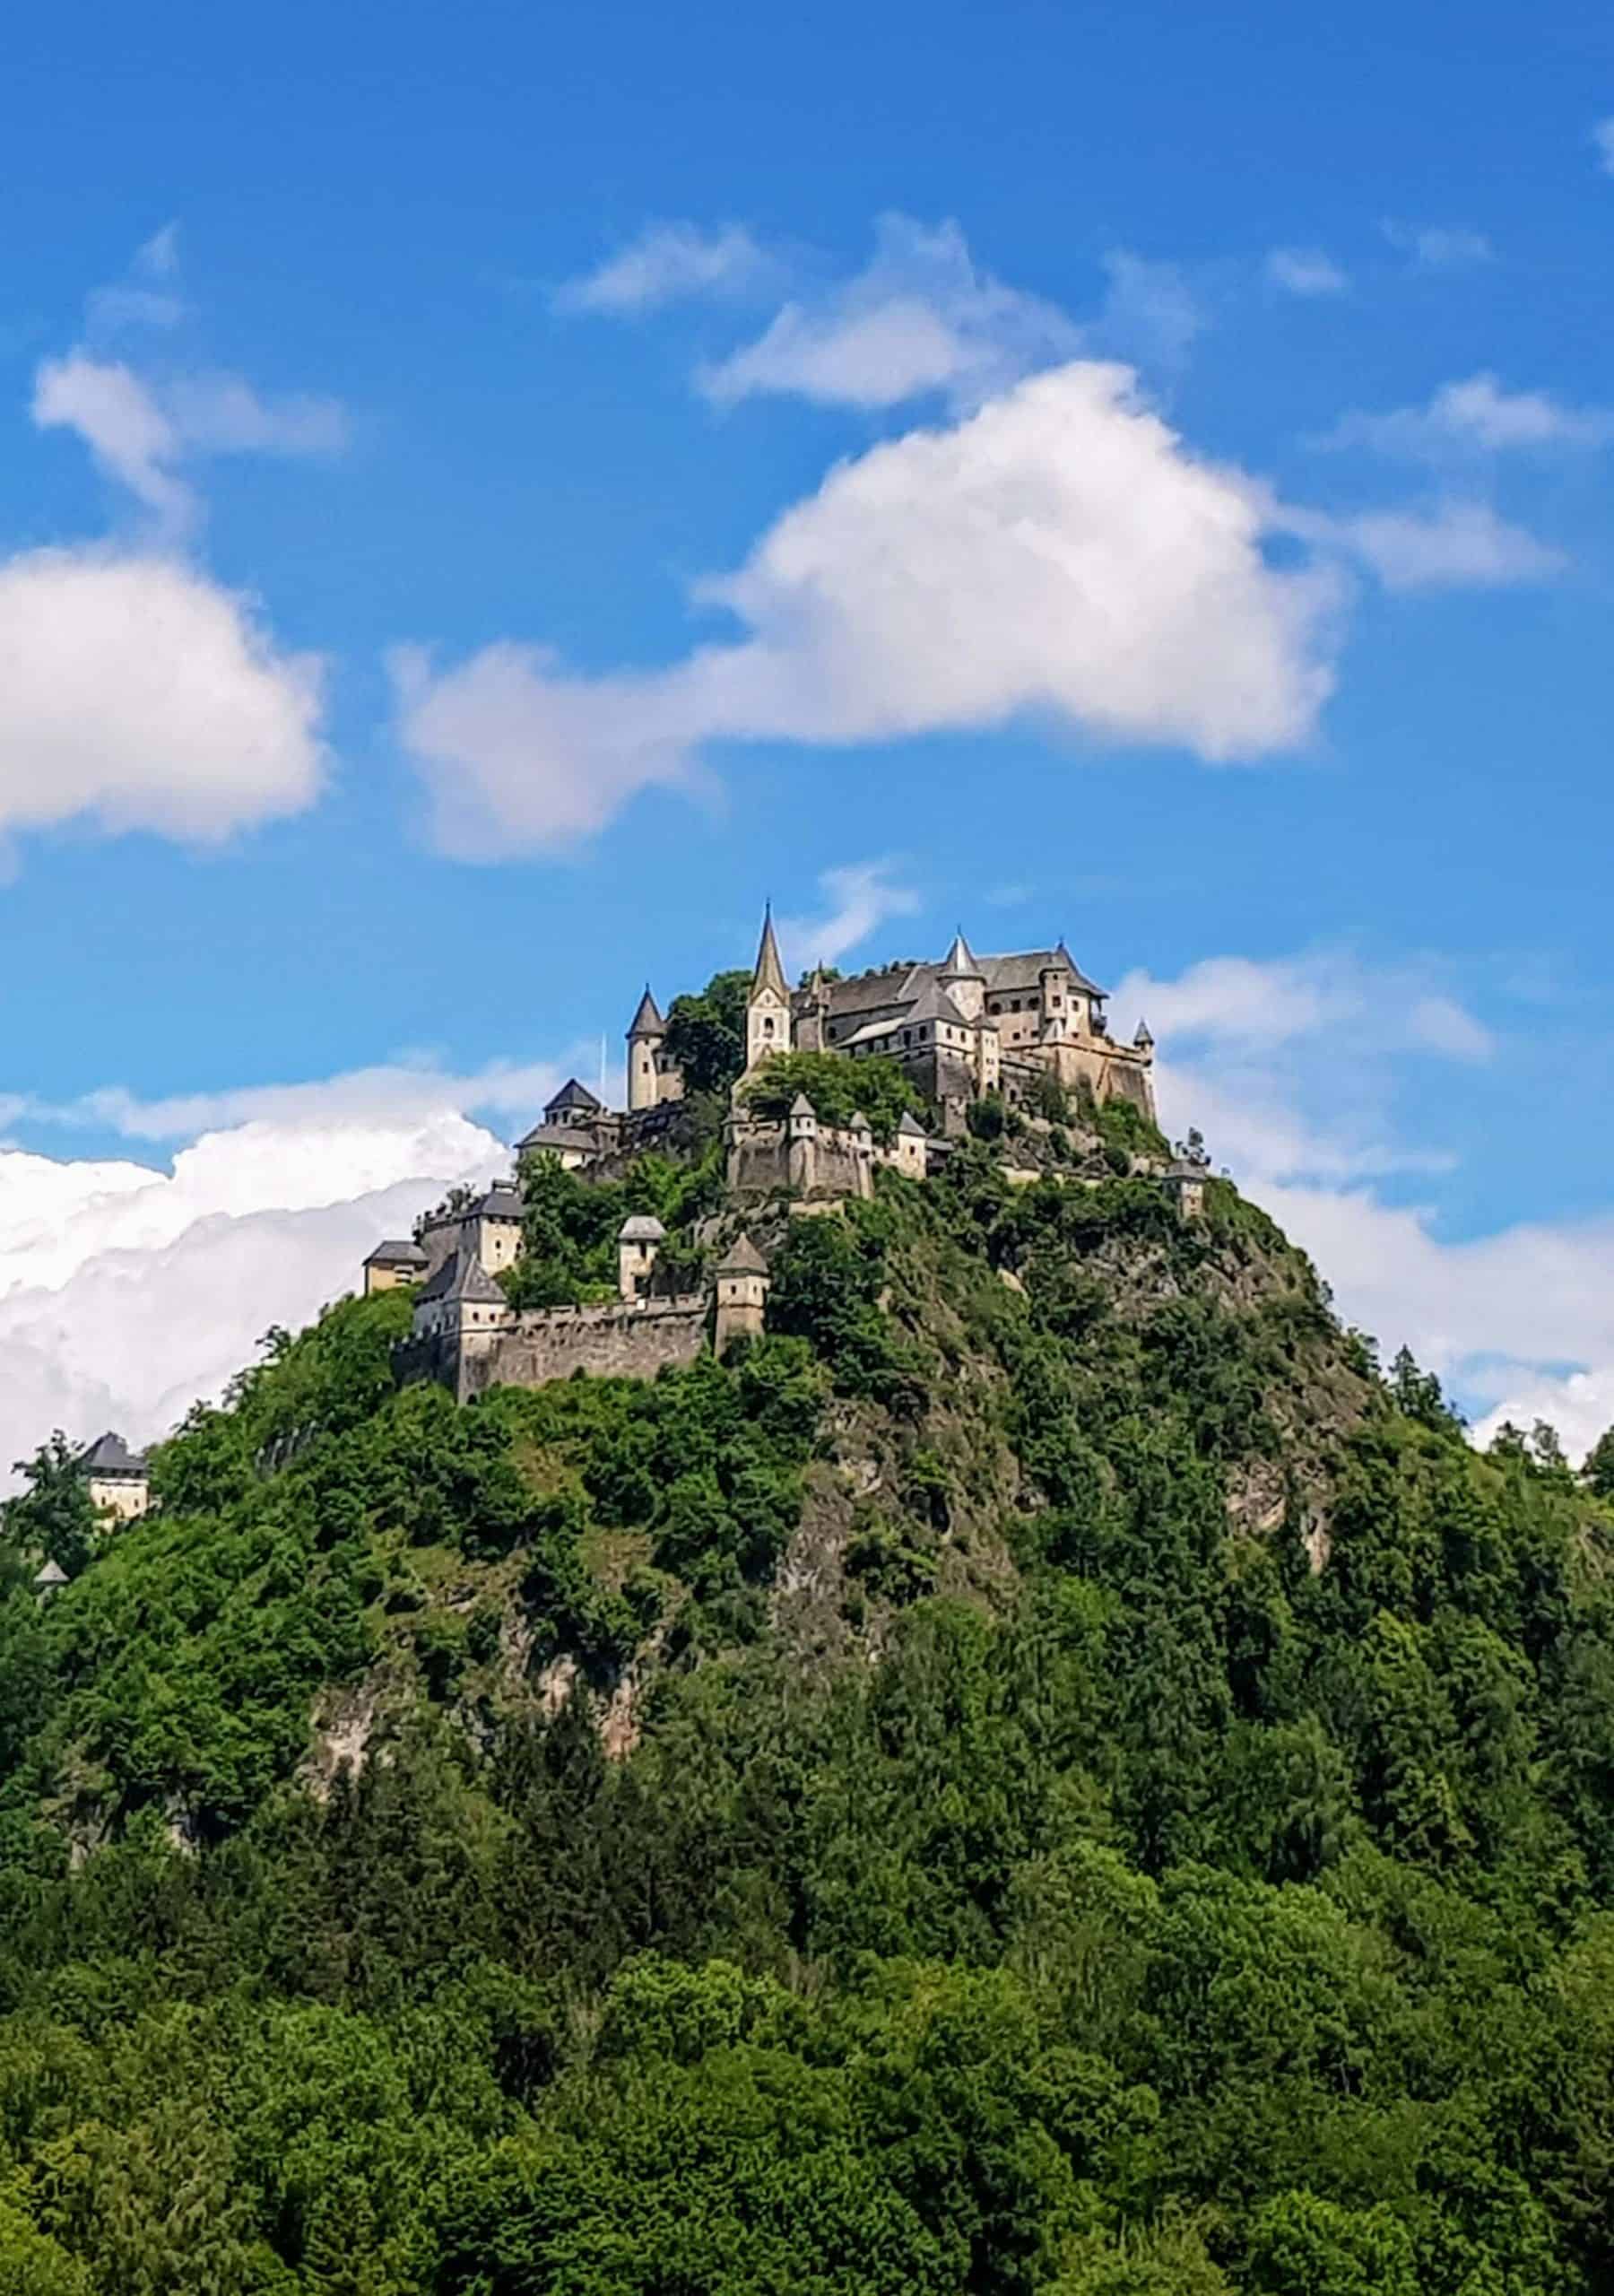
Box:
xmin=472 ymin=1186 xmax=525 ymax=1222
xmin=940 ymin=930 xmax=982 ymax=977
xmin=79 ymin=1431 xmax=147 ymax=1476
xmin=897 ymin=1110 xmax=928 ymax=1135
xmin=977 ymin=945 xmax=1106 ymax=997
xmin=516 ymin=1122 xmax=601 ymax=1154
xmin=546 ymin=1075 xmax=603 ymax=1112
xmin=903 ymin=980 xmax=973 ymax=1030
xmin=627 ymin=987 xmax=666 ymax=1038
xmin=717 ymin=1232 xmax=769 ymax=1275
xmin=619 ymin=1214 xmax=666 ymax=1241
xmin=366 ymin=1237 xmax=429 ymax=1268
xmin=417 ymin=1250 xmax=508 ymax=1307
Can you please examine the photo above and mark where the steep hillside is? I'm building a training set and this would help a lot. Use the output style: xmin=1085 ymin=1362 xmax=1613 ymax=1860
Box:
xmin=0 ymin=1144 xmax=1611 ymax=2293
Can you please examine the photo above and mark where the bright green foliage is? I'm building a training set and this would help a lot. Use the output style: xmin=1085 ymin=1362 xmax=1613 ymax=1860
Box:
xmin=1583 ymin=1423 xmax=1614 ymax=1500
xmin=0 ymin=1152 xmax=1610 ymax=2289
xmin=4 ymin=1434 xmax=100 ymax=1580
xmin=740 ymin=1048 xmax=926 ymax=1143
xmin=504 ymin=1140 xmax=724 ymax=1308
xmin=664 ymin=967 xmax=752 ymax=1096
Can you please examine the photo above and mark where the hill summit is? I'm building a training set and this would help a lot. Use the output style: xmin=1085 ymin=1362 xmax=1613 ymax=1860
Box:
xmin=2 ymin=1065 xmax=1613 ymax=2294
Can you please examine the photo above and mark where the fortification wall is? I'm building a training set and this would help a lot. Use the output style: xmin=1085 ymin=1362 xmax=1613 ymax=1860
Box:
xmin=726 ymin=1123 xmax=874 ymax=1200
xmin=725 ymin=1130 xmax=792 ymax=1197
xmin=395 ymin=1295 xmax=707 ymax=1404
xmin=464 ymin=1297 xmax=707 ymax=1400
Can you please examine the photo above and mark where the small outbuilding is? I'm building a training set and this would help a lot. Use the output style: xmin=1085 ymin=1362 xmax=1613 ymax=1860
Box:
xmin=363 ymin=1238 xmax=430 ymax=1294
xmin=78 ymin=1431 xmax=151 ymax=1522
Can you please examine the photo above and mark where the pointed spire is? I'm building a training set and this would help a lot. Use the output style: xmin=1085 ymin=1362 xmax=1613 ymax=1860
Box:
xmin=940 ymin=927 xmax=982 ymax=978
xmin=751 ymin=904 xmax=788 ymax=1001
xmin=627 ymin=984 xmax=665 ymax=1039
xmin=1134 ymin=1016 xmax=1154 ymax=1048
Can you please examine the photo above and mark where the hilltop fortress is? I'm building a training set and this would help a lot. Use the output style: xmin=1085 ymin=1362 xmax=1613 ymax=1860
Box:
xmin=375 ymin=912 xmax=1188 ymax=1402
xmin=626 ymin=910 xmax=1156 ymax=1132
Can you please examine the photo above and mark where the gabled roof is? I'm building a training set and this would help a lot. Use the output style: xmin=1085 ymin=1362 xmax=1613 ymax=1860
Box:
xmin=788 ymin=1091 xmax=817 ymax=1117
xmin=848 ymin=1109 xmax=872 ymax=1134
xmin=897 ymin=1109 xmax=928 ymax=1136
xmin=751 ymin=906 xmax=789 ymax=1002
xmin=627 ymin=987 xmax=665 ymax=1039
xmin=717 ymin=1232 xmax=769 ymax=1276
xmin=546 ymin=1075 xmax=603 ymax=1113
xmin=418 ymin=1249 xmax=507 ymax=1307
xmin=619 ymin=1213 xmax=666 ymax=1241
xmin=79 ymin=1431 xmax=146 ymax=1476
xmin=905 ymin=980 xmax=974 ymax=1031
xmin=33 ymin=1560 xmax=67 ymax=1588
xmin=365 ymin=1237 xmax=429 ymax=1268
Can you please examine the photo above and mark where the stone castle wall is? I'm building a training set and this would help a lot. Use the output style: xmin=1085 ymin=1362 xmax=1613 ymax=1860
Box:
xmin=397 ymin=1296 xmax=708 ymax=1405
xmin=726 ymin=1122 xmax=876 ymax=1201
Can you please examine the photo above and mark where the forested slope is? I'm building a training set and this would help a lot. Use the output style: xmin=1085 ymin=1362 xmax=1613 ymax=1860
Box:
xmin=1 ymin=1144 xmax=1612 ymax=2293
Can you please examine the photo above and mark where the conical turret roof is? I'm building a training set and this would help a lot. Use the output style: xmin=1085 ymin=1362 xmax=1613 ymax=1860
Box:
xmin=717 ymin=1231 xmax=769 ymax=1276
xmin=751 ymin=906 xmax=788 ymax=1001
xmin=940 ymin=927 xmax=983 ymax=978
xmin=627 ymin=985 xmax=665 ymax=1039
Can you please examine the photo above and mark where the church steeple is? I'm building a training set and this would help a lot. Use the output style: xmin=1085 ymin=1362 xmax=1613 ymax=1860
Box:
xmin=744 ymin=903 xmax=793 ymax=1074
xmin=751 ymin=904 xmax=788 ymax=1002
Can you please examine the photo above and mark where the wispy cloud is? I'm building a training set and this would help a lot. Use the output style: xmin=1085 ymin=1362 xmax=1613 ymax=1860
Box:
xmin=697 ymin=214 xmax=1080 ymax=412
xmin=1592 ymin=117 xmax=1614 ymax=176
xmin=84 ymin=222 xmax=187 ymax=336
xmin=1283 ymin=496 xmax=1562 ymax=591
xmin=32 ymin=233 xmax=347 ymax=539
xmin=1264 ymin=247 xmax=1348 ymax=298
xmin=32 ymin=357 xmax=347 ymax=534
xmin=1382 ymin=221 xmax=1494 ymax=270
xmin=777 ymin=860 xmax=921 ymax=975
xmin=1316 ymin=371 xmax=1614 ymax=459
xmin=1090 ymin=250 xmax=1206 ymax=371
xmin=555 ymin=222 xmax=770 ymax=314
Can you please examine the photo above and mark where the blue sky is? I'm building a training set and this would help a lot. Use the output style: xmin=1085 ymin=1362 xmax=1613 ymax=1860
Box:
xmin=1 ymin=0 xmax=1612 ymax=1464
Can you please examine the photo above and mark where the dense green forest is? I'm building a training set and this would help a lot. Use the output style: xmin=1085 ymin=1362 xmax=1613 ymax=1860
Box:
xmin=3 ymin=1130 xmax=1614 ymax=2295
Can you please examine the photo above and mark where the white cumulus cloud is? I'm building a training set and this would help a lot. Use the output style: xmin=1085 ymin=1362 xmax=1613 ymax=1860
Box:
xmin=0 ymin=550 xmax=325 ymax=842
xmin=1123 ymin=946 xmax=1614 ymax=1471
xmin=396 ymin=361 xmax=1341 ymax=856
xmin=0 ymin=1055 xmax=574 ymax=1485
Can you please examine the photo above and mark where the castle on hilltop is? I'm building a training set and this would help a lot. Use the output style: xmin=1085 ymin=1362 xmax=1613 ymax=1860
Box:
xmin=374 ymin=909 xmax=1183 ymax=1402
xmin=483 ymin=909 xmax=1155 ymax=1194
xmin=624 ymin=909 xmax=1155 ymax=1132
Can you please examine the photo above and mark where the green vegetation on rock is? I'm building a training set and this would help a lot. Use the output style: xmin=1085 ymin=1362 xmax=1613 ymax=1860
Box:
xmin=0 ymin=1136 xmax=1613 ymax=2292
